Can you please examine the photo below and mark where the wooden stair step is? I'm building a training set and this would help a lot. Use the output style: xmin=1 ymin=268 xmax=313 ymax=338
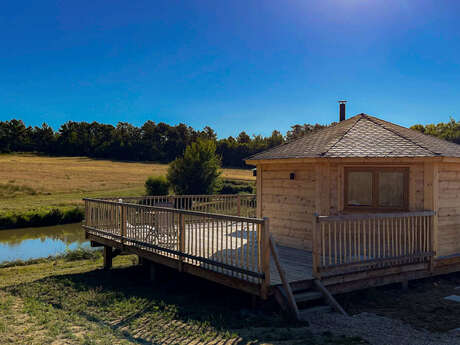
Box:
xmin=289 ymin=280 xmax=314 ymax=292
xmin=299 ymin=305 xmax=332 ymax=317
xmin=294 ymin=291 xmax=323 ymax=303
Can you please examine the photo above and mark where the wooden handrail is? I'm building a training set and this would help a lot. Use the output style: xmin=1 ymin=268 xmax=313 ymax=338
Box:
xmin=317 ymin=210 xmax=435 ymax=222
xmin=84 ymin=197 xmax=265 ymax=286
xmin=83 ymin=198 xmax=263 ymax=224
xmin=269 ymin=234 xmax=299 ymax=320
xmin=312 ymin=211 xmax=435 ymax=278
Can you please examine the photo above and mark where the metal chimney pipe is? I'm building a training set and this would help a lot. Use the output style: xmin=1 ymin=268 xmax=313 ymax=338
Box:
xmin=338 ymin=100 xmax=347 ymax=122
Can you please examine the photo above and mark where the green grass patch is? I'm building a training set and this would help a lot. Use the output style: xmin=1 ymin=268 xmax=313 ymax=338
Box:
xmin=0 ymin=256 xmax=367 ymax=344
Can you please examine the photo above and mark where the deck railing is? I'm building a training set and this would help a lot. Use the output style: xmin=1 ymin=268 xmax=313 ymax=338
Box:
xmin=83 ymin=197 xmax=270 ymax=296
xmin=312 ymin=211 xmax=436 ymax=278
xmin=99 ymin=194 xmax=257 ymax=218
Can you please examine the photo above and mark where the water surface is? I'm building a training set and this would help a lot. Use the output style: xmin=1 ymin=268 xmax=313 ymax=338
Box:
xmin=0 ymin=223 xmax=89 ymax=263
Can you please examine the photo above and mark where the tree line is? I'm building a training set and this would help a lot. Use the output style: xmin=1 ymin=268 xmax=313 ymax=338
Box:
xmin=2 ymin=116 xmax=456 ymax=167
xmin=0 ymin=119 xmax=328 ymax=167
xmin=410 ymin=117 xmax=460 ymax=144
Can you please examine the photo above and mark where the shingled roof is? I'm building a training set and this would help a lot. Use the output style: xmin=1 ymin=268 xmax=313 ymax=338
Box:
xmin=247 ymin=113 xmax=460 ymax=160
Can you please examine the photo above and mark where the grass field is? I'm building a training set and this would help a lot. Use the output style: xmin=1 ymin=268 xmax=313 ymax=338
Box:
xmin=0 ymin=153 xmax=254 ymax=214
xmin=0 ymin=252 xmax=365 ymax=345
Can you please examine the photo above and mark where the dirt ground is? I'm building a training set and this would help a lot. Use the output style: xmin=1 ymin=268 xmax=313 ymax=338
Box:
xmin=337 ymin=272 xmax=460 ymax=333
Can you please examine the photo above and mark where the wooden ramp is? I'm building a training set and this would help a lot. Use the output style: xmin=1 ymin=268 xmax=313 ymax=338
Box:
xmin=269 ymin=246 xmax=313 ymax=285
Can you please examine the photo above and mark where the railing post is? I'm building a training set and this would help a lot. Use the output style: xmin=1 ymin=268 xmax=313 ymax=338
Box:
xmin=429 ymin=214 xmax=435 ymax=272
xmin=312 ymin=214 xmax=320 ymax=279
xmin=84 ymin=199 xmax=88 ymax=227
xmin=260 ymin=217 xmax=271 ymax=299
xmin=237 ymin=195 xmax=241 ymax=217
xmin=178 ymin=213 xmax=185 ymax=272
xmin=121 ymin=203 xmax=127 ymax=244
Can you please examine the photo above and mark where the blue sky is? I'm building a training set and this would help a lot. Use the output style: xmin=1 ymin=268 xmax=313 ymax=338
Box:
xmin=1 ymin=1 xmax=460 ymax=138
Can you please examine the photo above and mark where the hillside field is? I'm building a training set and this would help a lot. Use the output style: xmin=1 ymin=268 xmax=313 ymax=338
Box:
xmin=1 ymin=153 xmax=255 ymax=214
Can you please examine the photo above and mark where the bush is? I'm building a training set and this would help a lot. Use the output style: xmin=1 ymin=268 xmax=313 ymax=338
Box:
xmin=145 ymin=175 xmax=169 ymax=196
xmin=61 ymin=248 xmax=102 ymax=262
xmin=219 ymin=179 xmax=255 ymax=194
xmin=0 ymin=207 xmax=84 ymax=229
xmin=167 ymin=139 xmax=221 ymax=195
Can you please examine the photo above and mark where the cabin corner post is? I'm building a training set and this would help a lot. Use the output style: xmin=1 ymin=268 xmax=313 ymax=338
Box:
xmin=260 ymin=217 xmax=270 ymax=299
xmin=312 ymin=214 xmax=320 ymax=279
xmin=424 ymin=161 xmax=439 ymax=260
xmin=256 ymin=165 xmax=262 ymax=218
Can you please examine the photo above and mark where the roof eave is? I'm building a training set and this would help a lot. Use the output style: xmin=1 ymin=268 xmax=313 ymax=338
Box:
xmin=245 ymin=156 xmax=444 ymax=165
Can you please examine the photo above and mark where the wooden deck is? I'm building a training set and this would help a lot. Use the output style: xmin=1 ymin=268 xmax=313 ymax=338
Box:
xmin=84 ymin=219 xmax=314 ymax=287
xmin=83 ymin=195 xmax=442 ymax=305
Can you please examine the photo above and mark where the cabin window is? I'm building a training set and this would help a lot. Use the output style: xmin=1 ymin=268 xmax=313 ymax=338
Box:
xmin=344 ymin=167 xmax=409 ymax=211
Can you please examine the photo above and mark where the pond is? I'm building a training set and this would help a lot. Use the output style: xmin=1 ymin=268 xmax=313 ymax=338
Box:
xmin=0 ymin=223 xmax=90 ymax=263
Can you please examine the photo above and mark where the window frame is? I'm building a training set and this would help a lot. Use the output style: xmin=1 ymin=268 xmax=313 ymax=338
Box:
xmin=343 ymin=167 xmax=409 ymax=212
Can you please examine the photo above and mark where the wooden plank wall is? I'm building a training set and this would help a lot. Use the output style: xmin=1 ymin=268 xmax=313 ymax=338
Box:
xmin=260 ymin=163 xmax=316 ymax=250
xmin=438 ymin=163 xmax=460 ymax=256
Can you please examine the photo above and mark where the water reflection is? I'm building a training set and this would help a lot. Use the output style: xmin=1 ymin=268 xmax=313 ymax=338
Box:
xmin=0 ymin=223 xmax=89 ymax=263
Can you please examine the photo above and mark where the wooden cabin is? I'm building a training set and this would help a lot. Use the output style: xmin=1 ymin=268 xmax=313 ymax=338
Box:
xmin=246 ymin=112 xmax=460 ymax=261
xmin=83 ymin=111 xmax=460 ymax=318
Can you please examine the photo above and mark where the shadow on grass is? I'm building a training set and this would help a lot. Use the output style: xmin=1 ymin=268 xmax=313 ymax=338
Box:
xmin=5 ymin=263 xmax=311 ymax=344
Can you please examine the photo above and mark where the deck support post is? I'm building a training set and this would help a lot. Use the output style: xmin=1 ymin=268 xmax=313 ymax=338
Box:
xmin=149 ymin=261 xmax=157 ymax=282
xmin=260 ymin=217 xmax=271 ymax=300
xmin=250 ymin=295 xmax=257 ymax=309
xmin=103 ymin=246 xmax=113 ymax=269
xmin=138 ymin=256 xmax=145 ymax=266
xmin=401 ymin=279 xmax=409 ymax=291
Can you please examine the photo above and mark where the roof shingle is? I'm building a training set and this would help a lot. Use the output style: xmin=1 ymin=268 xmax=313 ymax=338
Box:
xmin=247 ymin=113 xmax=460 ymax=160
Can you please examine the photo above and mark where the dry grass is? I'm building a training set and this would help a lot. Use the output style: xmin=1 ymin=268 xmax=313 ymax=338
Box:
xmin=0 ymin=153 xmax=254 ymax=213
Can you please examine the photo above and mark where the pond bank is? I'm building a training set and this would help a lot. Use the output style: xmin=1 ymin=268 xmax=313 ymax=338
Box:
xmin=0 ymin=206 xmax=84 ymax=230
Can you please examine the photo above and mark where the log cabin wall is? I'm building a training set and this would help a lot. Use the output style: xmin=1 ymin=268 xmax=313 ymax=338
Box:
xmin=438 ymin=163 xmax=460 ymax=257
xmin=259 ymin=163 xmax=316 ymax=250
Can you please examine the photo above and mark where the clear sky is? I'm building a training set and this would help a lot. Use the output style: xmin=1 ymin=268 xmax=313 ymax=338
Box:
xmin=1 ymin=0 xmax=460 ymax=138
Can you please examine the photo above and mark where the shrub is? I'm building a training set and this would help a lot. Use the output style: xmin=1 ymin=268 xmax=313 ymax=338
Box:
xmin=145 ymin=175 xmax=169 ymax=196
xmin=61 ymin=248 xmax=102 ymax=262
xmin=0 ymin=207 xmax=84 ymax=229
xmin=167 ymin=139 xmax=221 ymax=195
xmin=219 ymin=179 xmax=255 ymax=194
